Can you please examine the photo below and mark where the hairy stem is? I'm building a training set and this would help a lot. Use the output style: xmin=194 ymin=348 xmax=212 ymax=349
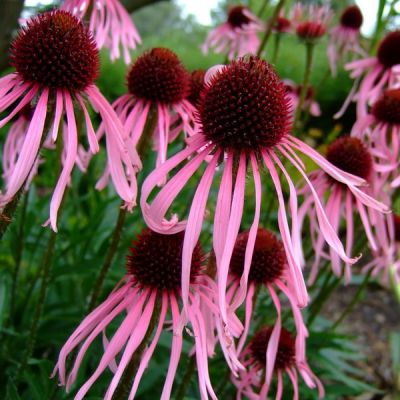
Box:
xmin=86 ymin=205 xmax=127 ymax=311
xmin=256 ymin=0 xmax=285 ymax=57
xmin=86 ymin=107 xmax=157 ymax=311
xmin=294 ymin=42 xmax=315 ymax=129
xmin=10 ymin=189 xmax=30 ymax=319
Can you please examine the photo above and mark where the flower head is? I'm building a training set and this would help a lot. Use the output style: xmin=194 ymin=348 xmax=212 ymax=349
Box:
xmin=328 ymin=5 xmax=365 ymax=76
xmin=95 ymin=48 xmax=195 ymax=185
xmin=54 ymin=228 xmax=218 ymax=400
xmin=233 ymin=326 xmax=324 ymax=399
xmin=61 ymin=0 xmax=141 ymax=63
xmin=337 ymin=30 xmax=400 ymax=119
xmin=227 ymin=228 xmax=309 ymax=386
xmin=299 ymin=136 xmax=388 ymax=283
xmin=351 ymin=89 xmax=400 ymax=186
xmin=292 ymin=3 xmax=332 ymax=42
xmin=141 ymin=57 xmax=374 ymax=339
xmin=0 ymin=11 xmax=139 ymax=230
xmin=202 ymin=5 xmax=263 ymax=60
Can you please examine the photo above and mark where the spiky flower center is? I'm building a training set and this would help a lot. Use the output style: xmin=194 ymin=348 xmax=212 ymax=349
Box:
xmin=326 ymin=137 xmax=372 ymax=181
xmin=377 ymin=31 xmax=400 ymax=68
xmin=227 ymin=6 xmax=251 ymax=28
xmin=275 ymin=17 xmax=291 ymax=32
xmin=127 ymin=48 xmax=190 ymax=104
xmin=249 ymin=327 xmax=296 ymax=370
xmin=230 ymin=228 xmax=286 ymax=285
xmin=187 ymin=69 xmax=206 ymax=106
xmin=296 ymin=22 xmax=326 ymax=39
xmin=10 ymin=11 xmax=99 ymax=91
xmin=371 ymin=89 xmax=400 ymax=125
xmin=127 ymin=229 xmax=203 ymax=291
xmin=340 ymin=5 xmax=363 ymax=29
xmin=199 ymin=57 xmax=291 ymax=152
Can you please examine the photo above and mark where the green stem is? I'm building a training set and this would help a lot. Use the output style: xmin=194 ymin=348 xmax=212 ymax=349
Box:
xmin=257 ymin=0 xmax=270 ymax=18
xmin=256 ymin=0 xmax=286 ymax=57
xmin=86 ymin=107 xmax=157 ymax=312
xmin=16 ymin=127 xmax=64 ymax=379
xmin=294 ymin=42 xmax=315 ymax=130
xmin=271 ymin=33 xmax=281 ymax=65
xmin=16 ymin=228 xmax=57 ymax=378
xmin=332 ymin=270 xmax=373 ymax=330
xmin=10 ymin=189 xmax=29 ymax=318
xmin=0 ymin=187 xmax=24 ymax=240
xmin=112 ymin=300 xmax=160 ymax=400
xmin=86 ymin=205 xmax=127 ymax=312
xmin=175 ymin=356 xmax=196 ymax=400
xmin=370 ymin=0 xmax=386 ymax=54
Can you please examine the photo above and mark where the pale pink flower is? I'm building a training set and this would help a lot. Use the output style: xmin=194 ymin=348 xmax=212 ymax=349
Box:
xmin=202 ymin=5 xmax=263 ymax=60
xmin=0 ymin=11 xmax=139 ymax=231
xmin=140 ymin=57 xmax=373 ymax=338
xmin=54 ymin=228 xmax=218 ymax=400
xmin=298 ymin=137 xmax=389 ymax=284
xmin=98 ymin=48 xmax=196 ymax=189
xmin=327 ymin=5 xmax=365 ymax=77
xmin=61 ymin=0 xmax=141 ymax=64
xmin=284 ymin=79 xmax=321 ymax=117
xmin=272 ymin=11 xmax=292 ymax=34
xmin=292 ymin=3 xmax=332 ymax=41
xmin=336 ymin=31 xmax=400 ymax=119
xmin=232 ymin=326 xmax=324 ymax=400
xmin=227 ymin=228 xmax=309 ymax=388
xmin=352 ymin=89 xmax=400 ymax=186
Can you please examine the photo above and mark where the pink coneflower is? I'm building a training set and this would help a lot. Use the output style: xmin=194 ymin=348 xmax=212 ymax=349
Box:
xmin=299 ymin=137 xmax=389 ymax=284
xmin=202 ymin=5 xmax=263 ymax=60
xmin=273 ymin=12 xmax=292 ymax=34
xmin=232 ymin=326 xmax=324 ymax=400
xmin=328 ymin=5 xmax=365 ymax=77
xmin=61 ymin=0 xmax=141 ymax=63
xmin=336 ymin=30 xmax=400 ymax=118
xmin=141 ymin=56 xmax=373 ymax=334
xmin=0 ymin=11 xmax=139 ymax=230
xmin=284 ymin=80 xmax=321 ymax=117
xmin=54 ymin=228 xmax=218 ymax=400
xmin=352 ymin=89 xmax=400 ymax=185
xmin=96 ymin=48 xmax=196 ymax=186
xmin=228 ymin=228 xmax=309 ymax=387
xmin=292 ymin=3 xmax=332 ymax=42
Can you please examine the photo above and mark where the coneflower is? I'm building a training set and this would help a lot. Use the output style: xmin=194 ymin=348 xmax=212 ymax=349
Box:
xmin=202 ymin=5 xmax=263 ymax=60
xmin=0 ymin=11 xmax=139 ymax=230
xmin=228 ymin=228 xmax=309 ymax=388
xmin=54 ymin=228 xmax=218 ymax=399
xmin=233 ymin=326 xmax=324 ymax=399
xmin=327 ymin=5 xmax=365 ymax=76
xmin=96 ymin=48 xmax=196 ymax=188
xmin=299 ymin=137 xmax=388 ymax=283
xmin=61 ymin=0 xmax=141 ymax=63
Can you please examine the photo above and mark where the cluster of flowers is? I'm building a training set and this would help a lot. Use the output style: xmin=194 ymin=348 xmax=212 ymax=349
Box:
xmin=0 ymin=1 xmax=399 ymax=399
